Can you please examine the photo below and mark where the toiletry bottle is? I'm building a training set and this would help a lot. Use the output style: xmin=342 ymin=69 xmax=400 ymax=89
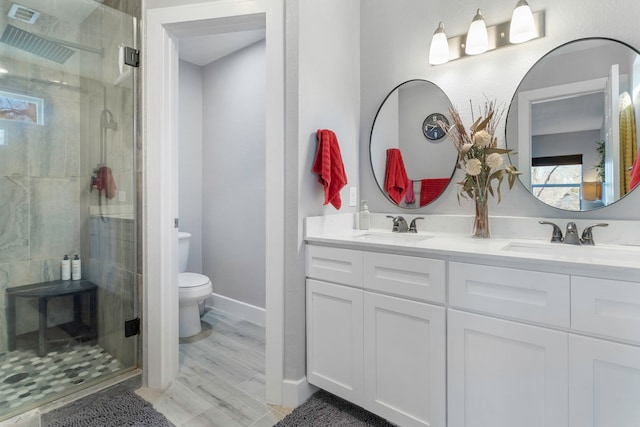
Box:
xmin=71 ymin=255 xmax=81 ymax=280
xmin=359 ymin=200 xmax=370 ymax=230
xmin=61 ymin=255 xmax=71 ymax=280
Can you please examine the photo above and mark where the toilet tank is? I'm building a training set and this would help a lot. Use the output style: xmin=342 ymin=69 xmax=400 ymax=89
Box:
xmin=178 ymin=231 xmax=191 ymax=273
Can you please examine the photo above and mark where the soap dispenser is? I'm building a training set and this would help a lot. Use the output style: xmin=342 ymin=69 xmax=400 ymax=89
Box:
xmin=61 ymin=255 xmax=71 ymax=280
xmin=71 ymin=254 xmax=81 ymax=280
xmin=359 ymin=200 xmax=370 ymax=230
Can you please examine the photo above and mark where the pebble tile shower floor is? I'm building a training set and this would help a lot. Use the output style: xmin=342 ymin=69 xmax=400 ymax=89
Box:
xmin=0 ymin=344 xmax=123 ymax=416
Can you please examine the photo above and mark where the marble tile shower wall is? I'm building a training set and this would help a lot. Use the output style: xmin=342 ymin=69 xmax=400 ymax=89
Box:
xmin=0 ymin=56 xmax=83 ymax=352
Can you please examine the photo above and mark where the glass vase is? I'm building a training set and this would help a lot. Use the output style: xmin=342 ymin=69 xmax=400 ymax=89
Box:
xmin=473 ymin=190 xmax=490 ymax=238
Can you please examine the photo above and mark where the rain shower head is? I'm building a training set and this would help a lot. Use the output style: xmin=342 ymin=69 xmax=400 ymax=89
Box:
xmin=0 ymin=24 xmax=74 ymax=64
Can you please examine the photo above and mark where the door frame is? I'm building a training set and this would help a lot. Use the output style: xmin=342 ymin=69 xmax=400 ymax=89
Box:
xmin=144 ymin=0 xmax=285 ymax=404
xmin=516 ymin=77 xmax=606 ymax=188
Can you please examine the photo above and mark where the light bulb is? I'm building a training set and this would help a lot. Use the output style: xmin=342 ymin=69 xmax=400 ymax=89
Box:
xmin=429 ymin=22 xmax=450 ymax=65
xmin=465 ymin=9 xmax=488 ymax=55
xmin=510 ymin=0 xmax=536 ymax=43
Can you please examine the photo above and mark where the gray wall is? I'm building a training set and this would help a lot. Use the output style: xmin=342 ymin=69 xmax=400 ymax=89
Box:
xmin=202 ymin=41 xmax=266 ymax=308
xmin=285 ymin=0 xmax=361 ymax=381
xmin=178 ymin=41 xmax=267 ymax=308
xmin=178 ymin=60 xmax=203 ymax=274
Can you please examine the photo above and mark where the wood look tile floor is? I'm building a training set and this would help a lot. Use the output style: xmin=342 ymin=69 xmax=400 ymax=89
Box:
xmin=136 ymin=308 xmax=291 ymax=426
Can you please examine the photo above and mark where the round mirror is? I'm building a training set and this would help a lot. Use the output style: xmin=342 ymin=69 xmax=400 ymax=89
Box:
xmin=506 ymin=38 xmax=640 ymax=211
xmin=370 ymin=79 xmax=456 ymax=208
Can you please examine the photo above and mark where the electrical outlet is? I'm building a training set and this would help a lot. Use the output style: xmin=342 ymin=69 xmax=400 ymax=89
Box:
xmin=118 ymin=191 xmax=126 ymax=202
xmin=349 ymin=187 xmax=357 ymax=207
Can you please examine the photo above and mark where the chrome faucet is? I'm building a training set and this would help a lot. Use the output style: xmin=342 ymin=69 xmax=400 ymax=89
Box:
xmin=539 ymin=221 xmax=609 ymax=245
xmin=539 ymin=221 xmax=564 ymax=243
xmin=580 ymin=223 xmax=609 ymax=245
xmin=409 ymin=217 xmax=425 ymax=233
xmin=564 ymin=222 xmax=581 ymax=245
xmin=386 ymin=215 xmax=409 ymax=233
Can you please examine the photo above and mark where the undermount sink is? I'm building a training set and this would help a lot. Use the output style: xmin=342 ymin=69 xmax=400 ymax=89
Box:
xmin=501 ymin=241 xmax=640 ymax=263
xmin=352 ymin=231 xmax=433 ymax=244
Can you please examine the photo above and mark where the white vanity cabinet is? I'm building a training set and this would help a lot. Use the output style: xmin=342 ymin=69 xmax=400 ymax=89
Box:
xmin=569 ymin=335 xmax=640 ymax=427
xmin=305 ymin=244 xmax=446 ymax=427
xmin=363 ymin=291 xmax=445 ymax=427
xmin=569 ymin=276 xmax=640 ymax=427
xmin=448 ymin=263 xmax=640 ymax=427
xmin=448 ymin=309 xmax=568 ymax=427
xmin=447 ymin=262 xmax=570 ymax=426
xmin=305 ymin=246 xmax=364 ymax=403
xmin=448 ymin=262 xmax=570 ymax=327
xmin=305 ymin=233 xmax=640 ymax=427
xmin=306 ymin=279 xmax=364 ymax=405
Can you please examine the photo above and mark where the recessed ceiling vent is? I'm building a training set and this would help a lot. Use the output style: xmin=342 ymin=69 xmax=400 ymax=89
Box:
xmin=8 ymin=3 xmax=40 ymax=24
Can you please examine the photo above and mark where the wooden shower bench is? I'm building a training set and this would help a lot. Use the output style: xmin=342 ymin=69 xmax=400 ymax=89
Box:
xmin=6 ymin=280 xmax=98 ymax=357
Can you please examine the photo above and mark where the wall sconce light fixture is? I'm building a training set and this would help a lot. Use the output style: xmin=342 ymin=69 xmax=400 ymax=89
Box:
xmin=428 ymin=1 xmax=544 ymax=65
xmin=429 ymin=22 xmax=450 ymax=65
xmin=465 ymin=9 xmax=488 ymax=55
xmin=510 ymin=0 xmax=536 ymax=43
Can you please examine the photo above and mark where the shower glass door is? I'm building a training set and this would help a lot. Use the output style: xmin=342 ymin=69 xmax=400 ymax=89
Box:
xmin=0 ymin=0 xmax=137 ymax=420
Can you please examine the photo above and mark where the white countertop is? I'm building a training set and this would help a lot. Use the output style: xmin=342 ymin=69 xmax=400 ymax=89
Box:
xmin=304 ymin=214 xmax=640 ymax=281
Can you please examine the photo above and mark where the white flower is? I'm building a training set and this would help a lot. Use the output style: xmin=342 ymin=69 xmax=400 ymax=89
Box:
xmin=465 ymin=158 xmax=482 ymax=176
xmin=473 ymin=130 xmax=492 ymax=148
xmin=486 ymin=152 xmax=504 ymax=169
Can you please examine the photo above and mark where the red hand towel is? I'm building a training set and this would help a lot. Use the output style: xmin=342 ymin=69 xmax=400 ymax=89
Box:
xmin=384 ymin=148 xmax=409 ymax=204
xmin=96 ymin=166 xmax=117 ymax=200
xmin=420 ymin=178 xmax=449 ymax=206
xmin=311 ymin=129 xmax=347 ymax=209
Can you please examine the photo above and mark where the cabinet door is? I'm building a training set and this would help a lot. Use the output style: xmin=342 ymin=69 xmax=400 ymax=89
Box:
xmin=448 ymin=310 xmax=568 ymax=427
xmin=364 ymin=292 xmax=445 ymax=427
xmin=306 ymin=279 xmax=363 ymax=405
xmin=569 ymin=335 xmax=640 ymax=427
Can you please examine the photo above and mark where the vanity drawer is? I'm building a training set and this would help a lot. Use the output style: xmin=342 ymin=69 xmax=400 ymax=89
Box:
xmin=363 ymin=252 xmax=445 ymax=303
xmin=449 ymin=262 xmax=570 ymax=327
xmin=306 ymin=245 xmax=363 ymax=287
xmin=571 ymin=276 xmax=640 ymax=343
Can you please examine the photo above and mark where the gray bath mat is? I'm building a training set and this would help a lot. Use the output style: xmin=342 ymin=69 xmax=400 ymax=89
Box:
xmin=46 ymin=389 xmax=174 ymax=427
xmin=274 ymin=390 xmax=394 ymax=426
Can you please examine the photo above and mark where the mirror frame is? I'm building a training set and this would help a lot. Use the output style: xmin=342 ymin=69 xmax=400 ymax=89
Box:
xmin=369 ymin=79 xmax=456 ymax=209
xmin=505 ymin=37 xmax=640 ymax=212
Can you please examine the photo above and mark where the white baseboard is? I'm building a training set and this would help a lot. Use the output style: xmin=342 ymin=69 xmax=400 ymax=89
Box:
xmin=206 ymin=293 xmax=266 ymax=326
xmin=282 ymin=377 xmax=318 ymax=408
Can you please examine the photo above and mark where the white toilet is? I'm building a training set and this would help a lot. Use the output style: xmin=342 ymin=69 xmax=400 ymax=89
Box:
xmin=178 ymin=231 xmax=213 ymax=338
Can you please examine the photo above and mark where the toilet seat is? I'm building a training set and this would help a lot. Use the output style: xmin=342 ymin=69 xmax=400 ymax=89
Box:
xmin=178 ymin=272 xmax=212 ymax=306
xmin=179 ymin=272 xmax=210 ymax=288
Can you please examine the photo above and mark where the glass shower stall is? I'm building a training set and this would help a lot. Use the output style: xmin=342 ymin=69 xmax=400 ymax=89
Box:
xmin=0 ymin=0 xmax=138 ymax=420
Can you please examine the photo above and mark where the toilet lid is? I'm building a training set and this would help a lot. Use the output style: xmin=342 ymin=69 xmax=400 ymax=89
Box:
xmin=179 ymin=272 xmax=210 ymax=288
